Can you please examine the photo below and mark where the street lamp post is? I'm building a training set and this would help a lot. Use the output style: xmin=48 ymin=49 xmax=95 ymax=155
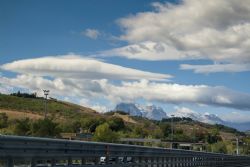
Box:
xmin=43 ymin=90 xmax=49 ymax=119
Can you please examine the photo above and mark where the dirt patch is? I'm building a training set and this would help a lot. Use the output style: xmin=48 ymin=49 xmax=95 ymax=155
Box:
xmin=113 ymin=113 xmax=137 ymax=124
xmin=0 ymin=109 xmax=43 ymax=120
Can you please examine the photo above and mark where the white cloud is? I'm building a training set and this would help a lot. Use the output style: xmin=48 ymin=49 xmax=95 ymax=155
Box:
xmin=180 ymin=63 xmax=250 ymax=73
xmin=223 ymin=111 xmax=250 ymax=123
xmin=82 ymin=28 xmax=100 ymax=39
xmin=0 ymin=55 xmax=171 ymax=81
xmin=79 ymin=98 xmax=108 ymax=113
xmin=90 ymin=105 xmax=108 ymax=113
xmin=104 ymin=0 xmax=250 ymax=72
xmin=103 ymin=41 xmax=201 ymax=61
xmin=2 ymin=75 xmax=250 ymax=111
xmin=0 ymin=83 xmax=13 ymax=94
xmin=105 ymin=80 xmax=250 ymax=110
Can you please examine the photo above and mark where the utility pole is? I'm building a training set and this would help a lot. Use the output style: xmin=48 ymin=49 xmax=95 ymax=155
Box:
xmin=171 ymin=114 xmax=174 ymax=148
xmin=236 ymin=137 xmax=239 ymax=155
xmin=43 ymin=90 xmax=49 ymax=119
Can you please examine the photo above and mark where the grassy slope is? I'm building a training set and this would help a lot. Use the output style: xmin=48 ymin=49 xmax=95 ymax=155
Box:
xmin=0 ymin=93 xmax=97 ymax=118
xmin=0 ymin=93 xmax=243 ymax=141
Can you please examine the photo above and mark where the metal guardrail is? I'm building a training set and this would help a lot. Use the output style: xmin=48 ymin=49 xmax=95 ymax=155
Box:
xmin=0 ymin=135 xmax=250 ymax=167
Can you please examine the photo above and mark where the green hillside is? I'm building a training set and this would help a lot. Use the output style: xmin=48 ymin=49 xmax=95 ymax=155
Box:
xmin=0 ymin=93 xmax=96 ymax=117
xmin=0 ymin=92 xmax=249 ymax=155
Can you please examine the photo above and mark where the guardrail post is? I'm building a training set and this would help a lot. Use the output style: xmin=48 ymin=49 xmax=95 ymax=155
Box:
xmin=81 ymin=157 xmax=86 ymax=165
xmin=185 ymin=157 xmax=189 ymax=167
xmin=149 ymin=157 xmax=153 ymax=167
xmin=151 ymin=157 xmax=155 ymax=167
xmin=169 ymin=157 xmax=172 ymax=167
xmin=170 ymin=157 xmax=175 ymax=167
xmin=146 ymin=157 xmax=150 ymax=167
xmin=133 ymin=156 xmax=136 ymax=167
xmin=169 ymin=157 xmax=173 ymax=167
xmin=181 ymin=157 xmax=184 ymax=167
xmin=94 ymin=157 xmax=99 ymax=165
xmin=168 ymin=157 xmax=171 ymax=167
xmin=186 ymin=157 xmax=189 ymax=167
xmin=30 ymin=158 xmax=36 ymax=167
xmin=138 ymin=156 xmax=142 ymax=167
xmin=156 ymin=157 xmax=160 ymax=167
xmin=144 ymin=157 xmax=148 ymax=167
xmin=67 ymin=157 xmax=72 ymax=166
xmin=163 ymin=157 xmax=166 ymax=167
xmin=51 ymin=158 xmax=56 ymax=167
xmin=6 ymin=157 xmax=13 ymax=167
xmin=105 ymin=156 xmax=109 ymax=165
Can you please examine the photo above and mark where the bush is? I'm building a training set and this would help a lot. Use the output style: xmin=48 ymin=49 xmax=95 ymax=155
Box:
xmin=93 ymin=123 xmax=119 ymax=143
xmin=14 ymin=118 xmax=31 ymax=136
xmin=206 ymin=128 xmax=222 ymax=144
xmin=0 ymin=113 xmax=8 ymax=128
xmin=31 ymin=118 xmax=60 ymax=137
xmin=159 ymin=123 xmax=171 ymax=138
xmin=108 ymin=117 xmax=125 ymax=131
xmin=211 ymin=142 xmax=228 ymax=154
xmin=81 ymin=117 xmax=106 ymax=133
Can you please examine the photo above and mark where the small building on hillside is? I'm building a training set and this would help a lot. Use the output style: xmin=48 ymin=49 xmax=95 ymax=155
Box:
xmin=60 ymin=133 xmax=93 ymax=141
xmin=120 ymin=138 xmax=206 ymax=151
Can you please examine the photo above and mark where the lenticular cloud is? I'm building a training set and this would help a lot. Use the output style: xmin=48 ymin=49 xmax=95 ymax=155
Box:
xmin=1 ymin=55 xmax=171 ymax=81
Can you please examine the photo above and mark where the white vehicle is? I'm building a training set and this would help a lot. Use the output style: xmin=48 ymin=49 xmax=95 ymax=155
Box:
xmin=99 ymin=156 xmax=116 ymax=164
xmin=126 ymin=157 xmax=133 ymax=163
xmin=99 ymin=157 xmax=106 ymax=164
xmin=118 ymin=157 xmax=124 ymax=163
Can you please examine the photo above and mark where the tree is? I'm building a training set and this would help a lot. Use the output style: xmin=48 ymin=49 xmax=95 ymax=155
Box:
xmin=211 ymin=142 xmax=228 ymax=154
xmin=59 ymin=120 xmax=81 ymax=133
xmin=0 ymin=113 xmax=8 ymax=128
xmin=207 ymin=128 xmax=222 ymax=144
xmin=131 ymin=126 xmax=149 ymax=138
xmin=81 ymin=117 xmax=105 ymax=133
xmin=10 ymin=91 xmax=37 ymax=98
xmin=108 ymin=117 xmax=125 ymax=131
xmin=31 ymin=118 xmax=60 ymax=137
xmin=159 ymin=123 xmax=171 ymax=138
xmin=14 ymin=118 xmax=31 ymax=136
xmin=242 ymin=137 xmax=250 ymax=155
xmin=152 ymin=128 xmax=164 ymax=139
xmin=93 ymin=123 xmax=119 ymax=143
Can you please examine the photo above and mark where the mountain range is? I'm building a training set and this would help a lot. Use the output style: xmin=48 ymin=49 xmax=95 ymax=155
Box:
xmin=114 ymin=103 xmax=250 ymax=131
xmin=115 ymin=103 xmax=168 ymax=120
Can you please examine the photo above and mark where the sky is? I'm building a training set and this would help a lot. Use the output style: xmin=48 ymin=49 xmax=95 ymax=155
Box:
xmin=1 ymin=0 xmax=250 ymax=123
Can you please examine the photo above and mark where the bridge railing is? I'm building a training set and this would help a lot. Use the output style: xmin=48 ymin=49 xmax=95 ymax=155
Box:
xmin=0 ymin=135 xmax=250 ymax=167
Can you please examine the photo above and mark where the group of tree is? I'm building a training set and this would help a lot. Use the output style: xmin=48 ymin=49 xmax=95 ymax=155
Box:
xmin=0 ymin=113 xmax=60 ymax=137
xmin=57 ymin=116 xmax=126 ymax=143
xmin=1 ymin=108 xmax=250 ymax=155
xmin=14 ymin=118 xmax=60 ymax=137
xmin=10 ymin=91 xmax=37 ymax=99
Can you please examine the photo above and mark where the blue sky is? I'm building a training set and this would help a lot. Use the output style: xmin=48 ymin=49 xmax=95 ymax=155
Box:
xmin=1 ymin=0 xmax=250 ymax=124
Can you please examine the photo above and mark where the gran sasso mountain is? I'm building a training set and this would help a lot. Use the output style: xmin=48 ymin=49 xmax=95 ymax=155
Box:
xmin=115 ymin=103 xmax=167 ymax=120
xmin=114 ymin=103 xmax=250 ymax=131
